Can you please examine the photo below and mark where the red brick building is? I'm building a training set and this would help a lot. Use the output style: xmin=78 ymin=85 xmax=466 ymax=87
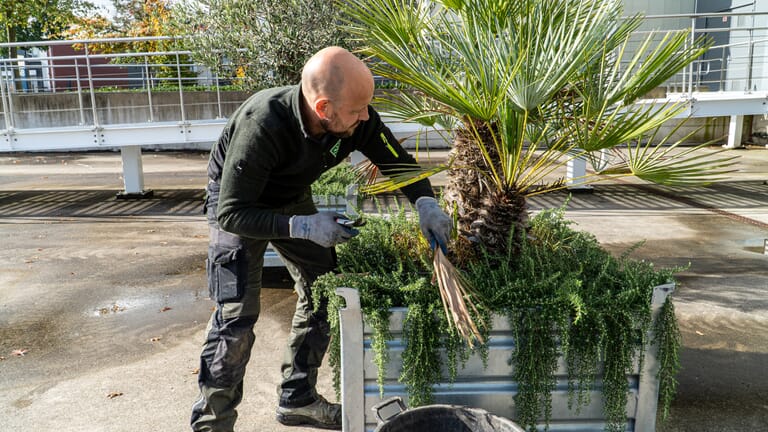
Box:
xmin=48 ymin=44 xmax=132 ymax=91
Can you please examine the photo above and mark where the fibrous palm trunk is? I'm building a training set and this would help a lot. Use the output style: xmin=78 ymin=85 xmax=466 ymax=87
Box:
xmin=443 ymin=123 xmax=528 ymax=258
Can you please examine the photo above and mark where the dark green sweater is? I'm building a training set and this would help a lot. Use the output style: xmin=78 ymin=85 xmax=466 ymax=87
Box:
xmin=207 ymin=85 xmax=434 ymax=239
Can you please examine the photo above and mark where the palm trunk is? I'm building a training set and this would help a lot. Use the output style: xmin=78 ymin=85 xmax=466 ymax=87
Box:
xmin=444 ymin=122 xmax=528 ymax=258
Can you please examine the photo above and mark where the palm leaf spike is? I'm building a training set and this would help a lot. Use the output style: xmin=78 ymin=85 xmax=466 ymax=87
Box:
xmin=432 ymin=247 xmax=485 ymax=347
xmin=359 ymin=164 xmax=448 ymax=195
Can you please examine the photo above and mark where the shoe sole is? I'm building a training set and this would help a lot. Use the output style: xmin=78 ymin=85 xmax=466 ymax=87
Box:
xmin=275 ymin=413 xmax=341 ymax=430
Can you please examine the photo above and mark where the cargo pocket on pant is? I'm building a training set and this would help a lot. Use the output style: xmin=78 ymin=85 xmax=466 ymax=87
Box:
xmin=206 ymin=244 xmax=247 ymax=302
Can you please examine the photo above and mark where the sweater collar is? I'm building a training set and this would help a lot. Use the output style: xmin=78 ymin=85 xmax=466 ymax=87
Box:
xmin=291 ymin=84 xmax=313 ymax=140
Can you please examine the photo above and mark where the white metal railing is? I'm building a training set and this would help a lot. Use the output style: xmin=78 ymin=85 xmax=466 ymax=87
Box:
xmin=636 ymin=11 xmax=768 ymax=96
xmin=0 ymin=37 xmax=246 ymax=132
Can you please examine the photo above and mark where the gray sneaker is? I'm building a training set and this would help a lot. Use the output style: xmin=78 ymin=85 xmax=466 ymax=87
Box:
xmin=276 ymin=396 xmax=342 ymax=430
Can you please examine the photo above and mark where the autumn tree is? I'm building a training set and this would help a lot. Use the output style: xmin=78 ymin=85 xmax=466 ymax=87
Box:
xmin=1 ymin=0 xmax=97 ymax=48
xmin=65 ymin=0 xmax=192 ymax=83
xmin=1 ymin=0 xmax=97 ymax=86
xmin=66 ymin=0 xmax=177 ymax=52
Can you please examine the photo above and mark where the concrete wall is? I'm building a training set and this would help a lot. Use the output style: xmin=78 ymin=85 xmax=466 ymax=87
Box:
xmin=624 ymin=0 xmax=696 ymax=30
xmin=1 ymin=91 xmax=250 ymax=129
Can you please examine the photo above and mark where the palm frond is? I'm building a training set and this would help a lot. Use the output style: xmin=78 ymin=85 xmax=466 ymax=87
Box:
xmin=600 ymin=134 xmax=738 ymax=186
xmin=616 ymin=31 xmax=711 ymax=104
xmin=375 ymin=90 xmax=458 ymax=131
xmin=566 ymin=101 xmax=689 ymax=153
xmin=358 ymin=163 xmax=449 ymax=195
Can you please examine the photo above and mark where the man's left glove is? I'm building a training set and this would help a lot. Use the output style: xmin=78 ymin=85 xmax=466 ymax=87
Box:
xmin=289 ymin=212 xmax=359 ymax=248
xmin=415 ymin=196 xmax=452 ymax=254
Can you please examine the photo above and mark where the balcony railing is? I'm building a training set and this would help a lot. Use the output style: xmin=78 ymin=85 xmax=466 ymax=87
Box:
xmin=3 ymin=11 xmax=768 ymax=133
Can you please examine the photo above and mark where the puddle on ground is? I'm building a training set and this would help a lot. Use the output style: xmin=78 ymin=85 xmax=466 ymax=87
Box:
xmin=90 ymin=297 xmax=156 ymax=317
xmin=95 ymin=303 xmax=127 ymax=315
xmin=743 ymin=246 xmax=767 ymax=255
xmin=742 ymin=238 xmax=768 ymax=255
xmin=88 ymin=289 xmax=208 ymax=318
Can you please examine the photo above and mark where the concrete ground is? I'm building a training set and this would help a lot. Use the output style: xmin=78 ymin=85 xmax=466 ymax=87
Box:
xmin=0 ymin=146 xmax=766 ymax=431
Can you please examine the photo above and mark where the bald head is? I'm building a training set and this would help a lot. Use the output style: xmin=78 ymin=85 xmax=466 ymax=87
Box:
xmin=300 ymin=47 xmax=374 ymax=138
xmin=301 ymin=47 xmax=374 ymax=103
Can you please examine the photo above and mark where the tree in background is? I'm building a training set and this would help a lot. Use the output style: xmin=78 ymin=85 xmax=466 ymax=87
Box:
xmin=1 ymin=0 xmax=96 ymax=87
xmin=66 ymin=0 xmax=176 ymax=47
xmin=171 ymin=0 xmax=355 ymax=90
xmin=1 ymin=0 xmax=97 ymax=49
xmin=65 ymin=0 xmax=193 ymax=85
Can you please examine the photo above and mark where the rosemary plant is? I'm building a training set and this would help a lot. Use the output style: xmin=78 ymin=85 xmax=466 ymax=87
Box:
xmin=655 ymin=296 xmax=682 ymax=421
xmin=312 ymin=162 xmax=360 ymax=199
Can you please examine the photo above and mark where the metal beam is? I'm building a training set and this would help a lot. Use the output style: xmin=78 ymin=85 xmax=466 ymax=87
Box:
xmin=726 ymin=114 xmax=745 ymax=149
xmin=0 ymin=120 xmax=227 ymax=152
xmin=643 ymin=91 xmax=768 ymax=118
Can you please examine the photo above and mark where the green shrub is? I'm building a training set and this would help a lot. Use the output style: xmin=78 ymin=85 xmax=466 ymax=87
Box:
xmin=312 ymin=163 xmax=359 ymax=199
xmin=314 ymin=204 xmax=682 ymax=431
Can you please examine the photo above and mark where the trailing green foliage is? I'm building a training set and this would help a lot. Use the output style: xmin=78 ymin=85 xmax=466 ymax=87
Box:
xmin=87 ymin=84 xmax=247 ymax=93
xmin=312 ymin=163 xmax=360 ymax=200
xmin=466 ymin=206 xmax=681 ymax=430
xmin=314 ymin=205 xmax=682 ymax=431
xmin=655 ymin=297 xmax=682 ymax=421
xmin=399 ymin=280 xmax=445 ymax=406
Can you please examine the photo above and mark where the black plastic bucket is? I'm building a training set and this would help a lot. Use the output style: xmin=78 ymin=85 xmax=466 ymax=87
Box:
xmin=372 ymin=399 xmax=524 ymax=432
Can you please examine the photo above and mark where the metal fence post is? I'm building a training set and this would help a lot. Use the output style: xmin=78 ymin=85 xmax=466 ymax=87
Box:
xmin=215 ymin=68 xmax=223 ymax=119
xmin=83 ymin=42 xmax=100 ymax=128
xmin=145 ymin=55 xmax=154 ymax=122
xmin=688 ymin=16 xmax=696 ymax=96
xmin=0 ymin=61 xmax=13 ymax=130
xmin=746 ymin=14 xmax=755 ymax=92
xmin=3 ymin=61 xmax=17 ymax=129
xmin=720 ymin=48 xmax=728 ymax=91
xmin=74 ymin=59 xmax=86 ymax=126
xmin=176 ymin=53 xmax=186 ymax=124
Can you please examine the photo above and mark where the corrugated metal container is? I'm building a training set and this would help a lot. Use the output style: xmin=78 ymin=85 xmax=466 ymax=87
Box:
xmin=336 ymin=283 xmax=675 ymax=432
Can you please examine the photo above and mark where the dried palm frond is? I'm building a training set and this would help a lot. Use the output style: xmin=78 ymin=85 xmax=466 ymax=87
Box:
xmin=432 ymin=247 xmax=485 ymax=347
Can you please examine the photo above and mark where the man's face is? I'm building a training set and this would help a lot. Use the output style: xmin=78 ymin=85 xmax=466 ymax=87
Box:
xmin=320 ymin=89 xmax=371 ymax=138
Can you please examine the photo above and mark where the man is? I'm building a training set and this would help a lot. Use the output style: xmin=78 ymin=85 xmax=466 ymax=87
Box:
xmin=191 ymin=46 xmax=451 ymax=431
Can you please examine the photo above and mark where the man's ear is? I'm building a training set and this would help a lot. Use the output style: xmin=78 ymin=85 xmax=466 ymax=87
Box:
xmin=315 ymin=99 xmax=331 ymax=120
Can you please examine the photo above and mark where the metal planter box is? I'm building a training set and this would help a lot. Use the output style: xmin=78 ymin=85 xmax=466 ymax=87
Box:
xmin=335 ymin=283 xmax=675 ymax=432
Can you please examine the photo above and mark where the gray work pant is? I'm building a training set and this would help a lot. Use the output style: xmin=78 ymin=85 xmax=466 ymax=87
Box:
xmin=191 ymin=186 xmax=336 ymax=432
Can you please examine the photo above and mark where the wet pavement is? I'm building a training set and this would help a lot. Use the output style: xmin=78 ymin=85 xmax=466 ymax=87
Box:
xmin=0 ymin=147 xmax=766 ymax=431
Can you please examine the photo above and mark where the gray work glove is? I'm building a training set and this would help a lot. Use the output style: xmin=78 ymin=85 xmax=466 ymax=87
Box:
xmin=289 ymin=212 xmax=359 ymax=248
xmin=415 ymin=196 xmax=452 ymax=254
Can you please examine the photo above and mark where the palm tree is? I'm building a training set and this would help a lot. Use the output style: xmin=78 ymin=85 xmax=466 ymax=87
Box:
xmin=344 ymin=0 xmax=736 ymax=257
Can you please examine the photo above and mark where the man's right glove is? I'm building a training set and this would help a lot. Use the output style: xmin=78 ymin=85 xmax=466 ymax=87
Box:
xmin=289 ymin=212 xmax=359 ymax=248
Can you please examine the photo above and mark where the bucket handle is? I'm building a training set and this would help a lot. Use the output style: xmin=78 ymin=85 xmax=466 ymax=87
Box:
xmin=372 ymin=397 xmax=407 ymax=425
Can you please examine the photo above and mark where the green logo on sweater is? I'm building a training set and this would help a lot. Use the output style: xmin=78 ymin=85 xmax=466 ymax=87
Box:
xmin=329 ymin=139 xmax=341 ymax=157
